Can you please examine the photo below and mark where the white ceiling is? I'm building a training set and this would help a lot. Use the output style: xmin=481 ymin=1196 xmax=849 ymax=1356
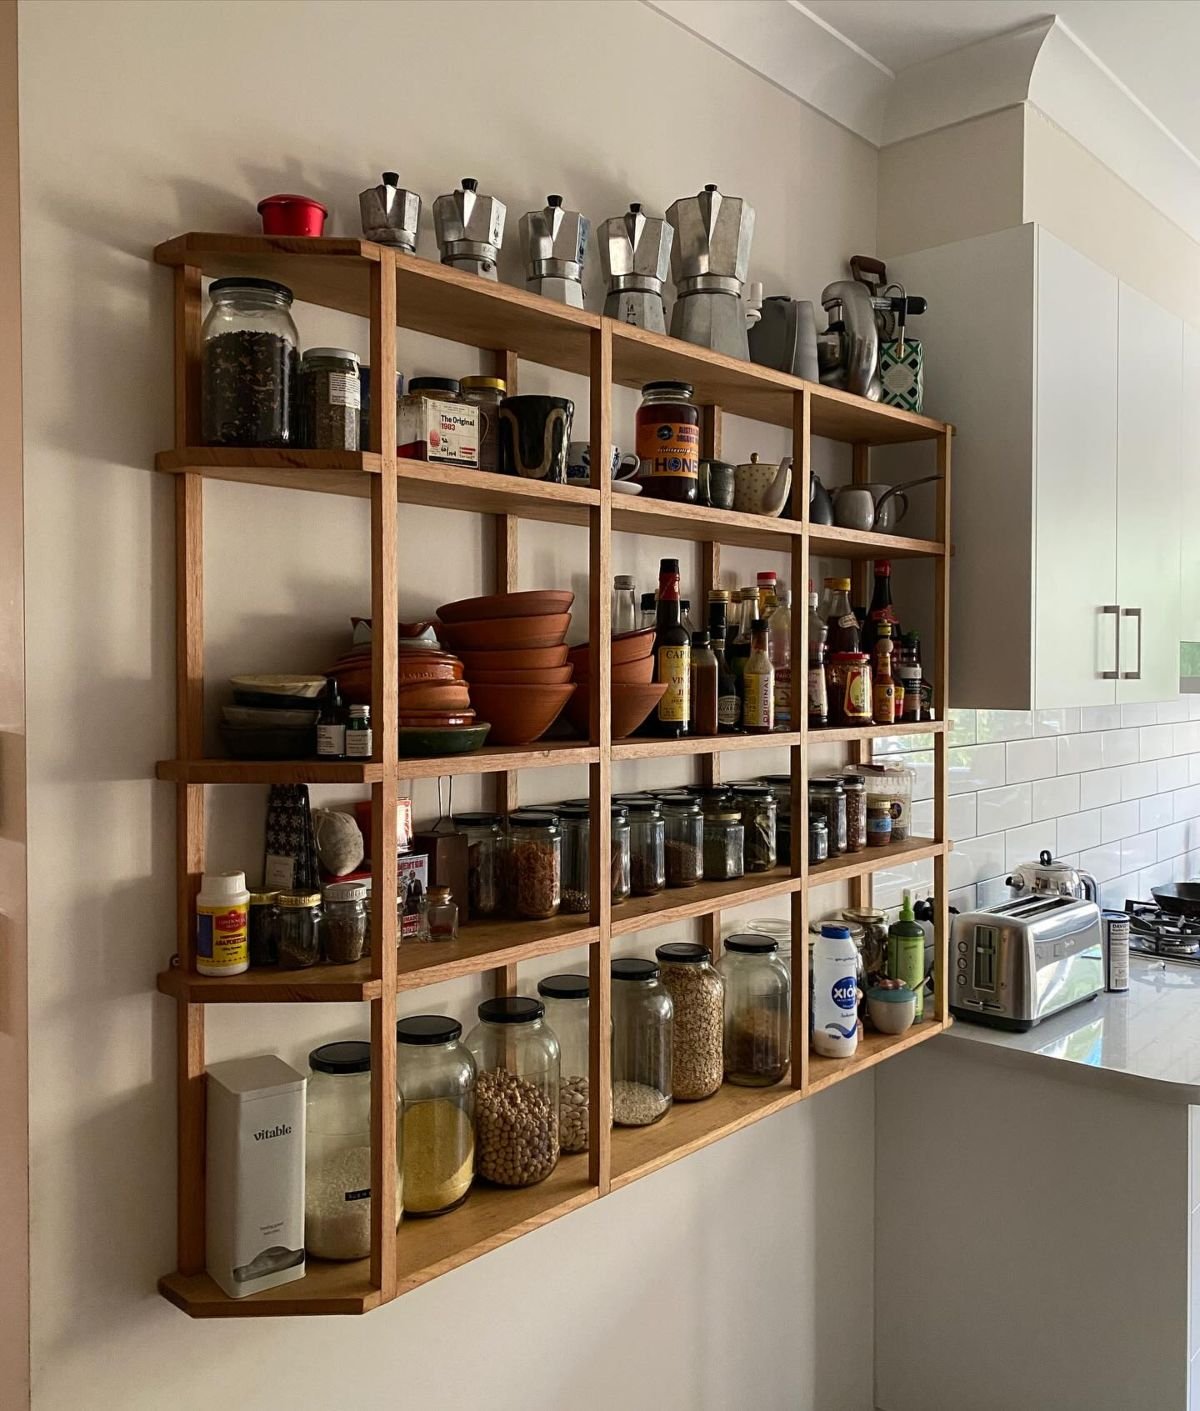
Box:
xmin=804 ymin=0 xmax=1200 ymax=160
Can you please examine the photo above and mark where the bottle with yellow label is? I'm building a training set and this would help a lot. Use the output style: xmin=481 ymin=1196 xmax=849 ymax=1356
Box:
xmin=196 ymin=870 xmax=250 ymax=977
xmin=651 ymin=557 xmax=691 ymax=736
xmin=742 ymin=618 xmax=775 ymax=734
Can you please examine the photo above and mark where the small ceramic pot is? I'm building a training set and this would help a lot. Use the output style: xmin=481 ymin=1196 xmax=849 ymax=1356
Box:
xmin=257 ymin=194 xmax=328 ymax=237
xmin=733 ymin=453 xmax=793 ymax=517
xmin=498 ymin=396 xmax=574 ymax=482
xmin=866 ymin=985 xmax=917 ymax=1035
xmin=700 ymin=459 xmax=736 ymax=510
xmin=832 ymin=486 xmax=877 ymax=531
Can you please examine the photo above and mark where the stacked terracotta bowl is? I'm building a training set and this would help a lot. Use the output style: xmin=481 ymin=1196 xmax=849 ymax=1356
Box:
xmin=437 ymin=590 xmax=576 ymax=746
xmin=565 ymin=628 xmax=666 ymax=739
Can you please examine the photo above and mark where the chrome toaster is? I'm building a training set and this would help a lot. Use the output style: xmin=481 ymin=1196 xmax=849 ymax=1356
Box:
xmin=949 ymin=894 xmax=1103 ymax=1030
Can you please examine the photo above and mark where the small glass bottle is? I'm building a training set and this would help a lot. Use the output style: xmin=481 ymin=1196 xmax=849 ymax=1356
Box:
xmin=426 ymin=886 xmax=459 ymax=941
xmin=662 ymin=797 xmax=704 ymax=887
xmin=276 ymin=889 xmax=323 ymax=969
xmin=639 ymin=591 xmax=657 ymax=631
xmin=395 ymin=1016 xmax=476 ymax=1217
xmin=651 ymin=557 xmax=690 ymax=738
xmin=465 ymin=996 xmax=560 ymax=1187
xmin=742 ymin=617 xmax=775 ymax=733
xmin=710 ymin=610 xmax=741 ymax=734
xmin=611 ymin=958 xmax=672 ymax=1125
xmin=809 ymin=814 xmax=829 ymax=864
xmin=613 ymin=575 xmax=638 ymax=637
xmin=824 ymin=578 xmax=860 ymax=654
xmin=728 ymin=587 xmax=760 ymax=693
xmin=316 ymin=678 xmax=347 ymax=759
xmin=537 ymin=975 xmax=592 ymax=1154
xmin=808 ymin=583 xmax=829 ymax=728
xmin=345 ymin=704 xmax=372 ymax=759
xmin=873 ymin=622 xmax=897 ymax=725
xmin=689 ymin=630 xmax=719 ymax=737
xmin=898 ymin=632 xmax=924 ymax=723
xmin=322 ymin=880 xmax=369 ymax=964
xmin=768 ymin=586 xmax=792 ymax=731
xmin=721 ymin=934 xmax=792 ymax=1086
xmin=656 ymin=942 xmax=725 ymax=1101
xmin=756 ymin=571 xmax=778 ymax=619
xmin=627 ymin=799 xmax=666 ymax=896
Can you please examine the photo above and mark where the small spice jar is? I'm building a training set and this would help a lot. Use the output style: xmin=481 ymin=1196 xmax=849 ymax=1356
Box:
xmin=808 ymin=778 xmax=847 ymax=857
xmin=635 ymin=381 xmax=700 ymax=503
xmin=459 ymin=375 xmax=505 ymax=473
xmin=842 ymin=774 xmax=867 ymax=854
xmin=720 ymin=934 xmax=792 ymax=1087
xmin=247 ymin=888 xmax=279 ymax=966
xmin=842 ymin=907 xmax=889 ymax=980
xmin=703 ymin=808 xmax=745 ymax=880
xmin=537 ymin=975 xmax=592 ymax=1154
xmin=627 ymin=799 xmax=666 ymax=896
xmin=426 ymin=886 xmax=459 ymax=941
xmin=299 ymin=347 xmax=361 ymax=450
xmin=731 ymin=785 xmax=778 ymax=873
xmin=662 ymin=797 xmax=704 ymax=887
xmin=276 ymin=889 xmax=323 ymax=969
xmin=809 ymin=814 xmax=829 ymax=864
xmin=759 ymin=775 xmax=793 ymax=866
xmin=322 ymin=880 xmax=369 ymax=964
xmin=455 ymin=811 xmax=503 ymax=918
xmin=656 ymin=942 xmax=725 ymax=1101
xmin=202 ymin=278 xmax=299 ymax=447
xmin=867 ymin=798 xmax=893 ymax=848
xmin=395 ymin=1016 xmax=476 ymax=1218
xmin=828 ymin=652 xmax=873 ymax=726
xmin=509 ymin=812 xmax=562 ymax=920
xmin=611 ymin=958 xmax=673 ymax=1126
xmin=465 ymin=997 xmax=560 ymax=1187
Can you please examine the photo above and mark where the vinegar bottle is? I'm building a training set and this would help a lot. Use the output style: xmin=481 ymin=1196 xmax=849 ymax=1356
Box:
xmin=651 ymin=558 xmax=690 ymax=737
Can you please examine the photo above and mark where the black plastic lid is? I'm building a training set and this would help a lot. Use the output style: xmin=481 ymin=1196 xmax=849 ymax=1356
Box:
xmin=508 ymin=810 xmax=559 ymax=829
xmin=641 ymin=380 xmax=694 ymax=398
xmin=396 ymin=1015 xmax=462 ymax=1045
xmin=725 ymin=933 xmax=779 ymax=955
xmin=691 ymin=631 xmax=711 ymax=648
xmin=612 ymin=957 xmax=659 ymax=982
xmin=658 ymin=557 xmax=680 ymax=575
xmin=537 ymin=973 xmax=590 ymax=1000
xmin=558 ymin=802 xmax=627 ymax=820
xmin=758 ymin=774 xmax=791 ymax=786
xmin=809 ymin=776 xmax=845 ymax=790
xmin=210 ymin=276 xmax=294 ymax=303
xmin=731 ymin=783 xmax=771 ymax=797
xmin=842 ymin=774 xmax=866 ymax=787
xmin=309 ymin=1040 xmax=371 ymax=1074
xmin=614 ymin=792 xmax=656 ymax=804
xmin=409 ymin=376 xmax=461 ymax=394
xmin=660 ymin=794 xmax=701 ymax=813
xmin=624 ymin=798 xmax=662 ymax=813
xmin=640 ymin=592 xmax=656 ymax=610
xmin=454 ymin=811 xmax=501 ymax=826
xmin=477 ymin=996 xmax=544 ymax=1024
xmin=655 ymin=941 xmax=710 ymax=966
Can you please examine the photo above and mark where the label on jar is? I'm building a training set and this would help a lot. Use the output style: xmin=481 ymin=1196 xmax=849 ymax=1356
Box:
xmin=743 ymin=669 xmax=774 ymax=729
xmin=718 ymin=692 xmax=741 ymax=728
xmin=345 ymin=727 xmax=373 ymax=758
xmin=636 ymin=420 xmax=699 ymax=481
xmin=657 ymin=645 xmax=690 ymax=722
xmin=840 ymin=663 xmax=871 ymax=721
xmin=398 ymin=398 xmax=479 ymax=467
xmin=327 ymin=372 xmax=361 ymax=409
xmin=196 ymin=903 xmax=248 ymax=972
xmin=316 ymin=723 xmax=347 ymax=757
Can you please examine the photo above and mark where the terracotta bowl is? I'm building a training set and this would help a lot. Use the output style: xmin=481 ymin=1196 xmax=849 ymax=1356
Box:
xmin=464 ymin=682 xmax=576 ymax=746
xmin=466 ymin=665 xmax=574 ymax=686
xmin=565 ymin=681 xmax=668 ymax=740
xmin=398 ymin=708 xmax=476 ymax=727
xmin=437 ymin=589 xmax=575 ymax=624
xmin=567 ymin=628 xmax=654 ymax=675
xmin=397 ymin=679 xmax=471 ymax=711
xmin=438 ymin=613 xmax=571 ymax=653
xmin=457 ymin=644 xmax=570 ymax=672
xmin=574 ymin=655 xmax=656 ymax=686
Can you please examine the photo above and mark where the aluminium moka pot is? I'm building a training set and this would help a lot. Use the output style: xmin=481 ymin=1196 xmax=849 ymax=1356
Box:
xmin=665 ymin=184 xmax=756 ymax=360
xmin=433 ymin=178 xmax=506 ymax=281
xmin=359 ymin=172 xmax=421 ymax=253
xmin=597 ymin=202 xmax=672 ymax=333
xmin=519 ymin=194 xmax=590 ymax=308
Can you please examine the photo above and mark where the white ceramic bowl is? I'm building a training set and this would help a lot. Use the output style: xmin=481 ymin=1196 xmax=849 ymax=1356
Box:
xmin=228 ymin=674 xmax=326 ymax=699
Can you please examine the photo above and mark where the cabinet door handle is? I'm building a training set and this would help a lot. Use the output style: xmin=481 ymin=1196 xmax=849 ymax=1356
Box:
xmin=1121 ymin=607 xmax=1143 ymax=681
xmin=1102 ymin=604 xmax=1121 ymax=679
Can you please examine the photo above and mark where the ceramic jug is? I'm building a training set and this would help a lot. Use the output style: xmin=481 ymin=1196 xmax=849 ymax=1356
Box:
xmin=733 ymin=453 xmax=793 ymax=517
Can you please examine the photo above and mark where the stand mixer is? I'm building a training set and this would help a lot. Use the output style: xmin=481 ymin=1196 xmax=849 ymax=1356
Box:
xmin=519 ymin=195 xmax=590 ymax=308
xmin=433 ymin=178 xmax=506 ymax=281
xmin=597 ymin=203 xmax=672 ymax=332
xmin=666 ymin=184 xmax=755 ymax=360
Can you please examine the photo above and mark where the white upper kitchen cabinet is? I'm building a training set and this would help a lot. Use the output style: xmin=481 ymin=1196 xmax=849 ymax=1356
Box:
xmin=891 ymin=225 xmax=1181 ymax=710
xmin=1180 ymin=324 xmax=1200 ymax=644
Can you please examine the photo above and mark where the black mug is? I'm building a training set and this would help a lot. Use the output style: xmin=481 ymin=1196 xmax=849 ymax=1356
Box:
xmin=498 ymin=395 xmax=574 ymax=482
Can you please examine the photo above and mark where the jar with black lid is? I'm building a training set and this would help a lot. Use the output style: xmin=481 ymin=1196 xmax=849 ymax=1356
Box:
xmin=465 ymin=997 xmax=560 ymax=1187
xmin=808 ymin=778 xmax=847 ymax=857
xmin=202 ymin=278 xmax=299 ymax=447
xmin=627 ymin=799 xmax=666 ymax=896
xmin=703 ymin=808 xmax=744 ymax=880
xmin=662 ymin=797 xmax=704 ymax=886
xmin=536 ymin=975 xmax=591 ymax=1154
xmin=656 ymin=942 xmax=725 ymax=1100
xmin=508 ymin=813 xmax=561 ymax=920
xmin=558 ymin=804 xmax=630 ymax=913
xmin=247 ymin=889 xmax=279 ymax=966
xmin=759 ymin=774 xmax=794 ymax=865
xmin=611 ymin=958 xmax=672 ymax=1126
xmin=395 ymin=1016 xmax=475 ymax=1217
xmin=299 ymin=347 xmax=361 ymax=451
xmin=720 ymin=934 xmax=791 ymax=1087
xmin=731 ymin=784 xmax=778 ymax=872
xmin=635 ymin=381 xmax=700 ymax=503
xmin=455 ymin=811 xmax=504 ymax=918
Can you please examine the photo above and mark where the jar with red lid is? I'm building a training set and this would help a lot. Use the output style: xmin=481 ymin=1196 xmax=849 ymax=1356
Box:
xmin=636 ymin=381 xmax=700 ymax=503
xmin=827 ymin=652 xmax=873 ymax=726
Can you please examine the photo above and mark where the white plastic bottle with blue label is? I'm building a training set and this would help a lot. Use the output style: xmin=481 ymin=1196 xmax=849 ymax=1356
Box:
xmin=811 ymin=922 xmax=860 ymax=1058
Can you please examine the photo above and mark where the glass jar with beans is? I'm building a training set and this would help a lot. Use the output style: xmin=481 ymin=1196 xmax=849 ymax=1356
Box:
xmin=202 ymin=278 xmax=299 ymax=447
xmin=627 ymin=799 xmax=666 ymax=896
xmin=464 ymin=997 xmax=560 ymax=1188
xmin=536 ymin=974 xmax=592 ymax=1154
xmin=662 ymin=797 xmax=704 ymax=887
xmin=730 ymin=785 xmax=777 ymax=873
xmin=841 ymin=774 xmax=867 ymax=854
xmin=611 ymin=958 xmax=673 ymax=1126
xmin=655 ymin=942 xmax=725 ymax=1101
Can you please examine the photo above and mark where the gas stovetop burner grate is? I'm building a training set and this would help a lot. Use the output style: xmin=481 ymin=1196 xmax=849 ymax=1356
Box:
xmin=1124 ymin=901 xmax=1200 ymax=961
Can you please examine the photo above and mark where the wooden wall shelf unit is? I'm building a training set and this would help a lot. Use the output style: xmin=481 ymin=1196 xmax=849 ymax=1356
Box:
xmin=153 ymin=233 xmax=954 ymax=1318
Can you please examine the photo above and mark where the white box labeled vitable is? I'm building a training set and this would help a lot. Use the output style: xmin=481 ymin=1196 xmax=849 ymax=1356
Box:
xmin=206 ymin=1055 xmax=306 ymax=1299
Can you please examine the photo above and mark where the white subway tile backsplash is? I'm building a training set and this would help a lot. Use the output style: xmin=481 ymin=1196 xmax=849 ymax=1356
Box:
xmin=976 ymin=874 xmax=1013 ymax=908
xmin=1101 ymin=729 xmax=1141 ymax=769
xmin=1081 ymin=842 xmax=1124 ymax=883
xmin=907 ymin=751 xmax=934 ymax=802
xmin=1190 ymin=696 xmax=1200 ymax=721
xmin=975 ymin=783 xmax=1031 ymax=834
xmin=1122 ymin=703 xmax=1159 ymax=728
xmin=977 ymin=710 xmax=1033 ymax=743
xmin=1031 ymin=773 xmax=1079 ymax=821
xmin=1057 ymin=809 xmax=1102 ymax=855
xmin=949 ymin=743 xmax=1006 ymax=795
xmin=1176 ymin=786 xmax=1200 ymax=823
xmin=1158 ymin=756 xmax=1191 ymax=793
xmin=948 ymin=885 xmax=977 ymax=913
xmin=1121 ymin=832 xmax=1159 ymax=875
xmin=1004 ymin=821 xmax=1058 ymax=871
xmin=1006 ymin=737 xmax=1058 ymax=784
xmin=947 ymin=793 xmax=977 ymax=842
xmin=948 ymin=709 xmax=977 ymax=747
xmin=1100 ymin=872 xmax=1141 ymax=908
xmin=951 ymin=833 xmax=1007 ymax=887
xmin=1140 ymin=793 xmax=1174 ymax=832
xmin=1140 ymin=724 xmax=1175 ymax=762
xmin=1102 ymin=800 xmax=1141 ymax=843
xmin=1140 ymin=862 xmax=1174 ymax=894
xmin=1057 ymin=733 xmax=1104 ymax=774
xmin=1158 ymin=822 xmax=1189 ymax=862
xmin=1080 ymin=767 xmax=1123 ymax=811
xmin=1175 ymin=723 xmax=1200 ymax=755
xmin=1190 ymin=755 xmax=1200 ymax=787
xmin=1081 ymin=705 xmax=1122 ymax=732
xmin=1035 ymin=708 xmax=1081 ymax=736
xmin=1158 ymin=700 xmax=1190 ymax=724
xmin=873 ymin=732 xmax=934 ymax=756
xmin=910 ymin=799 xmax=934 ymax=837
xmin=1120 ymin=761 xmax=1159 ymax=801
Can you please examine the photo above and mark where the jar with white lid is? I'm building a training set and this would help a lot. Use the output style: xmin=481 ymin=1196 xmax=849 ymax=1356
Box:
xmin=322 ymin=880 xmax=369 ymax=964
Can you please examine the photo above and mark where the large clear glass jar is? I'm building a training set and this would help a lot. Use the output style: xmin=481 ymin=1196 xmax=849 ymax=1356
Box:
xmin=454 ymin=811 xmax=503 ymax=918
xmin=627 ymin=799 xmax=665 ymax=896
xmin=537 ymin=974 xmax=591 ymax=1154
xmin=720 ymin=935 xmax=792 ymax=1086
xmin=636 ymin=381 xmax=699 ymax=503
xmin=395 ymin=1016 xmax=476 ymax=1217
xmin=731 ymin=785 xmax=778 ymax=872
xmin=464 ymin=997 xmax=560 ymax=1187
xmin=655 ymin=942 xmax=725 ymax=1100
xmin=299 ymin=347 xmax=361 ymax=451
xmin=662 ymin=797 xmax=704 ymax=886
xmin=611 ymin=958 xmax=672 ymax=1126
xmin=509 ymin=813 xmax=562 ymax=920
xmin=809 ymin=777 xmax=847 ymax=857
xmin=758 ymin=774 xmax=794 ymax=865
xmin=202 ymin=278 xmax=299 ymax=447
xmin=276 ymin=889 xmax=323 ymax=969
xmin=703 ymin=809 xmax=744 ymax=880
xmin=321 ymin=880 xmax=369 ymax=964
xmin=558 ymin=805 xmax=630 ymax=914
xmin=305 ymin=1041 xmax=401 ymax=1261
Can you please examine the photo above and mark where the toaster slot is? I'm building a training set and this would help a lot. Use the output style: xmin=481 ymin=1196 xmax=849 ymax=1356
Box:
xmin=973 ymin=925 xmax=999 ymax=993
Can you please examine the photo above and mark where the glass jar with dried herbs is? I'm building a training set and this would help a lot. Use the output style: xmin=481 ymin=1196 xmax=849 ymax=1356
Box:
xmin=299 ymin=347 xmax=361 ymax=451
xmin=730 ymin=785 xmax=777 ymax=872
xmin=202 ymin=278 xmax=299 ymax=447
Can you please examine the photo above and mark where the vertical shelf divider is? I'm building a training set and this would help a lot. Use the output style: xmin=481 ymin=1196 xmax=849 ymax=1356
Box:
xmin=699 ymin=404 xmax=723 ymax=962
xmin=848 ymin=443 xmax=873 ymax=912
xmin=793 ymin=389 xmax=811 ymax=1092
xmin=933 ymin=428 xmax=953 ymax=1022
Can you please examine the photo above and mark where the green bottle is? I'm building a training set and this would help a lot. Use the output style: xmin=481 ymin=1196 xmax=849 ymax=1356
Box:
xmin=887 ymin=890 xmax=925 ymax=1021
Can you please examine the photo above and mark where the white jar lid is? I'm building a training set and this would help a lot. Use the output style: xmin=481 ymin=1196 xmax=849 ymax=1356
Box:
xmin=200 ymin=870 xmax=246 ymax=898
xmin=304 ymin=347 xmax=360 ymax=364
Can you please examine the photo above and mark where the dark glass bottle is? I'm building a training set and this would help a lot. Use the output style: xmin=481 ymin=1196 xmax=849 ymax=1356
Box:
xmin=689 ymin=631 xmax=719 ymax=737
xmin=824 ymin=579 xmax=861 ymax=655
xmin=709 ymin=602 xmax=740 ymax=733
xmin=316 ymin=677 xmax=347 ymax=759
xmin=652 ymin=558 xmax=690 ymax=737
xmin=862 ymin=559 xmax=899 ymax=656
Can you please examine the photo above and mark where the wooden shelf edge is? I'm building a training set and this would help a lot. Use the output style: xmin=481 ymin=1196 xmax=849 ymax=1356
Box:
xmin=156 ymin=759 xmax=389 ymax=784
xmin=397 ymin=922 xmax=598 ymax=991
xmin=808 ymin=720 xmax=945 ymax=744
xmin=808 ymin=523 xmax=946 ymax=558
xmin=806 ymin=1018 xmax=948 ymax=1096
xmin=610 ymin=867 xmax=800 ymax=937
xmin=611 ymin=731 xmax=803 ymax=760
xmin=398 ymin=742 xmax=598 ymax=778
xmin=156 ymin=964 xmax=381 ymax=1005
xmin=157 ymin=1270 xmax=381 ymax=1319
xmin=154 ymin=232 xmax=383 ymax=268
xmin=809 ymin=837 xmax=945 ymax=887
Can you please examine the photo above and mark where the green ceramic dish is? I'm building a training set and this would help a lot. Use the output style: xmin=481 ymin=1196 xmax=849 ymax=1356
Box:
xmin=398 ymin=722 xmax=491 ymax=757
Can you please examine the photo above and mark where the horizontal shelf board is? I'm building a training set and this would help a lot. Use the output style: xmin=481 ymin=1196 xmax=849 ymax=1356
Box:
xmin=806 ymin=1018 xmax=947 ymax=1096
xmin=809 ymin=387 xmax=950 ymax=446
xmin=611 ymin=494 xmax=801 ymax=549
xmin=612 ymin=731 xmax=802 ymax=760
xmin=611 ymin=866 xmax=799 ymax=936
xmin=398 ymin=740 xmax=598 ymax=778
xmin=396 ymin=1155 xmax=595 ymax=1295
xmin=157 ymin=447 xmax=382 ymax=497
xmin=398 ymin=916 xmax=597 ymax=990
xmin=156 ymin=759 xmax=388 ymax=785
xmin=809 ymin=720 xmax=944 ymax=744
xmin=158 ymin=1259 xmax=379 ymax=1319
xmin=157 ymin=960 xmax=378 ymax=1004
xmin=396 ymin=459 xmax=597 ymax=525
xmin=808 ymin=836 xmax=945 ymax=887
xmin=808 ymin=523 xmax=946 ymax=559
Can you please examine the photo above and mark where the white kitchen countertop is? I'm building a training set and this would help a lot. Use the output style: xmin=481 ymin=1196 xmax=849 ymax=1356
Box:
xmin=941 ymin=955 xmax=1200 ymax=1103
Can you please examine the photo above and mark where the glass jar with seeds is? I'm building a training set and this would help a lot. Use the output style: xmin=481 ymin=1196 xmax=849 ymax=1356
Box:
xmin=662 ymin=796 xmax=703 ymax=887
xmin=299 ymin=347 xmax=361 ymax=450
xmin=321 ymin=880 xmax=369 ymax=964
xmin=395 ymin=1016 xmax=475 ymax=1218
xmin=720 ymin=934 xmax=791 ymax=1087
xmin=627 ymin=799 xmax=665 ymax=896
xmin=537 ymin=974 xmax=593 ymax=1154
xmin=558 ymin=804 xmax=630 ymax=913
xmin=275 ymin=889 xmax=323 ymax=969
xmin=655 ymin=942 xmax=725 ymax=1100
xmin=202 ymin=277 xmax=299 ymax=447
xmin=730 ymin=784 xmax=777 ymax=872
xmin=464 ymin=997 xmax=560 ymax=1187
xmin=508 ymin=813 xmax=562 ymax=920
xmin=611 ymin=958 xmax=672 ymax=1126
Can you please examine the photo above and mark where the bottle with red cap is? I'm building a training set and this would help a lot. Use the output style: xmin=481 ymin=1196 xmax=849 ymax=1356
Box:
xmin=863 ymin=559 xmax=900 ymax=657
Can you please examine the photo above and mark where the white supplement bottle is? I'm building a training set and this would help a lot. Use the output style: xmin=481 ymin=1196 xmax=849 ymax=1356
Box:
xmin=196 ymin=870 xmax=250 ymax=977
xmin=811 ymin=922 xmax=860 ymax=1058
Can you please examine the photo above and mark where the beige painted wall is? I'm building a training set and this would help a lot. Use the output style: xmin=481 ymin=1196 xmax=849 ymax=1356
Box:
xmin=17 ymin=2 xmax=878 ymax=1408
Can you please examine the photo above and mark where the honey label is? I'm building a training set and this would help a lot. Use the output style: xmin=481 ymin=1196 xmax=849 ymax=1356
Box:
xmin=637 ymin=420 xmax=699 ymax=480
xmin=657 ymin=645 xmax=691 ymax=722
